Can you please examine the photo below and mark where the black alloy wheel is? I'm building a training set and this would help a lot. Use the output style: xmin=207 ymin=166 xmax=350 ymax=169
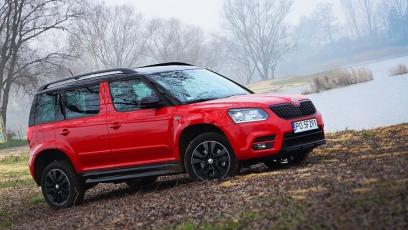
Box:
xmin=44 ymin=169 xmax=70 ymax=205
xmin=185 ymin=133 xmax=239 ymax=181
xmin=41 ymin=161 xmax=85 ymax=209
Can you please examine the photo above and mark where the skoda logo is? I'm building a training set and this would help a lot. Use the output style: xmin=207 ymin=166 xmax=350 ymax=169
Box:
xmin=291 ymin=98 xmax=300 ymax=106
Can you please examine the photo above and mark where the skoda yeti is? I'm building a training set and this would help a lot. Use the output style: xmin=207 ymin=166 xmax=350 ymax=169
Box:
xmin=27 ymin=63 xmax=325 ymax=209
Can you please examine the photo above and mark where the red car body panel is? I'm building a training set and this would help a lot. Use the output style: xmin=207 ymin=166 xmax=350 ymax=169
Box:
xmin=28 ymin=81 xmax=324 ymax=178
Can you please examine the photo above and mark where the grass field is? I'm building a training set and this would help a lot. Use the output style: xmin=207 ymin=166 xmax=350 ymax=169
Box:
xmin=0 ymin=140 xmax=27 ymax=150
xmin=0 ymin=124 xmax=407 ymax=229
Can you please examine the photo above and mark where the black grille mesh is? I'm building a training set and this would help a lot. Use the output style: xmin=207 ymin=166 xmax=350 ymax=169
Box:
xmin=283 ymin=128 xmax=325 ymax=149
xmin=270 ymin=100 xmax=316 ymax=119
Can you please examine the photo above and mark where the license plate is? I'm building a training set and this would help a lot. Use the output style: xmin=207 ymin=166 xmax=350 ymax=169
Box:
xmin=292 ymin=119 xmax=318 ymax=133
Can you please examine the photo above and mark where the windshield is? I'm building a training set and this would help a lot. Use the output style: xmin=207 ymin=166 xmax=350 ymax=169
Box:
xmin=148 ymin=69 xmax=251 ymax=103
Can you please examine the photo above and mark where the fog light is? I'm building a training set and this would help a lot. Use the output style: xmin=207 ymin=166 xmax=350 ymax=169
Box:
xmin=252 ymin=142 xmax=273 ymax=150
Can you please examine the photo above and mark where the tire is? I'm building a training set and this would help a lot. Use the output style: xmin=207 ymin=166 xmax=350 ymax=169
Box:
xmin=184 ymin=132 xmax=240 ymax=181
xmin=126 ymin=176 xmax=158 ymax=189
xmin=40 ymin=161 xmax=85 ymax=209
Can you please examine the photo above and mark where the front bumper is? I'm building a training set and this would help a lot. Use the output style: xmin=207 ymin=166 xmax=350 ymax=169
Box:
xmin=222 ymin=113 xmax=325 ymax=160
xmin=281 ymin=127 xmax=326 ymax=152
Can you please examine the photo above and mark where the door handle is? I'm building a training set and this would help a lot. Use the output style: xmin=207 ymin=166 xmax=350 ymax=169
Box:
xmin=110 ymin=122 xmax=121 ymax=129
xmin=60 ymin=129 xmax=70 ymax=136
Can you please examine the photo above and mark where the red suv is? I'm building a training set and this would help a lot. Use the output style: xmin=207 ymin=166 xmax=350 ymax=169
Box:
xmin=27 ymin=63 xmax=325 ymax=209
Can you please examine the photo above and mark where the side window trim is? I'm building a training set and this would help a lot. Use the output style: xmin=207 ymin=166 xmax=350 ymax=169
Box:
xmin=56 ymin=93 xmax=65 ymax=121
xmin=29 ymin=95 xmax=39 ymax=126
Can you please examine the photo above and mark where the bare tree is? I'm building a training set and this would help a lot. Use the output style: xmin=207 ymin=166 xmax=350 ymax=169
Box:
xmin=387 ymin=0 xmax=408 ymax=17
xmin=0 ymin=0 xmax=78 ymax=126
xmin=317 ymin=2 xmax=338 ymax=45
xmin=223 ymin=0 xmax=293 ymax=81
xmin=341 ymin=0 xmax=381 ymax=38
xmin=146 ymin=18 xmax=205 ymax=64
xmin=341 ymin=0 xmax=362 ymax=38
xmin=359 ymin=0 xmax=379 ymax=36
xmin=68 ymin=1 xmax=146 ymax=72
xmin=386 ymin=0 xmax=408 ymax=38
xmin=222 ymin=37 xmax=256 ymax=84
xmin=198 ymin=36 xmax=229 ymax=72
xmin=294 ymin=2 xmax=339 ymax=49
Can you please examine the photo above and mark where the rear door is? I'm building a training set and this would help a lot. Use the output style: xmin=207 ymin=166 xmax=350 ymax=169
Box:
xmin=54 ymin=83 xmax=111 ymax=172
xmin=31 ymin=93 xmax=62 ymax=147
xmin=106 ymin=78 xmax=174 ymax=167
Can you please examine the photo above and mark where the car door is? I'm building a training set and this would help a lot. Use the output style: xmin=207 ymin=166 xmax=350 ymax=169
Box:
xmin=106 ymin=78 xmax=174 ymax=168
xmin=31 ymin=92 xmax=63 ymax=148
xmin=54 ymin=84 xmax=111 ymax=172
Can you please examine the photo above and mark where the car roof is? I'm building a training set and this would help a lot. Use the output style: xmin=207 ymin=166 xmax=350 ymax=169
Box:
xmin=36 ymin=63 xmax=200 ymax=94
xmin=134 ymin=65 xmax=199 ymax=74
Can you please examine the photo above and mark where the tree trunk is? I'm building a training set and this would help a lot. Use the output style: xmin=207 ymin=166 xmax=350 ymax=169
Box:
xmin=1 ymin=81 xmax=11 ymax=127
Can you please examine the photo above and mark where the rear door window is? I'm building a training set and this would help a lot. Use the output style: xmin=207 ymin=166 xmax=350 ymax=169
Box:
xmin=35 ymin=93 xmax=60 ymax=124
xmin=63 ymin=85 xmax=100 ymax=119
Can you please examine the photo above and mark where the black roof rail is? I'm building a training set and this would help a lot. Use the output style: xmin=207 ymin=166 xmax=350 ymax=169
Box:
xmin=38 ymin=68 xmax=137 ymax=92
xmin=138 ymin=62 xmax=194 ymax=68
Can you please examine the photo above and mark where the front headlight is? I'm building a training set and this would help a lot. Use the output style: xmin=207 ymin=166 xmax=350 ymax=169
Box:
xmin=228 ymin=108 xmax=269 ymax=123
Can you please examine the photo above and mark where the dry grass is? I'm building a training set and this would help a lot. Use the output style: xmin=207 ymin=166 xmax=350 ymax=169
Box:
xmin=0 ymin=124 xmax=407 ymax=229
xmin=389 ymin=64 xmax=408 ymax=76
xmin=247 ymin=67 xmax=374 ymax=95
xmin=303 ymin=67 xmax=373 ymax=94
xmin=247 ymin=78 xmax=309 ymax=94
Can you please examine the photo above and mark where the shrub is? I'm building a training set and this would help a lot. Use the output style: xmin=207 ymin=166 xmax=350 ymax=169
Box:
xmin=303 ymin=67 xmax=373 ymax=94
xmin=389 ymin=64 xmax=408 ymax=76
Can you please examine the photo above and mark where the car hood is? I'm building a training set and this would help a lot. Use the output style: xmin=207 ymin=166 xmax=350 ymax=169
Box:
xmin=188 ymin=94 xmax=308 ymax=109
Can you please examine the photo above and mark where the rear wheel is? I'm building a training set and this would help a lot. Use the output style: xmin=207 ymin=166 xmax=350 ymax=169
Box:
xmin=41 ymin=161 xmax=85 ymax=209
xmin=185 ymin=132 xmax=239 ymax=181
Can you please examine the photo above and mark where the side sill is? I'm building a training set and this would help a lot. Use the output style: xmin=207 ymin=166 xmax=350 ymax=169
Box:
xmin=81 ymin=162 xmax=182 ymax=184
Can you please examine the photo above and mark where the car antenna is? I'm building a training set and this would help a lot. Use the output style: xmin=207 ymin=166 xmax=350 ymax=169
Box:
xmin=66 ymin=67 xmax=74 ymax=77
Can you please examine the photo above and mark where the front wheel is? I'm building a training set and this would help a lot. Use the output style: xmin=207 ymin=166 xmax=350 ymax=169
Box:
xmin=184 ymin=132 xmax=240 ymax=181
xmin=41 ymin=161 xmax=85 ymax=209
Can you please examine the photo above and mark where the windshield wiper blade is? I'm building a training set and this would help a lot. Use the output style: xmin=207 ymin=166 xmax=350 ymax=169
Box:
xmin=186 ymin=98 xmax=219 ymax=104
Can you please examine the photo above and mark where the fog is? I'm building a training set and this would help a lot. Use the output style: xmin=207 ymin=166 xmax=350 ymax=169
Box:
xmin=1 ymin=0 xmax=408 ymax=135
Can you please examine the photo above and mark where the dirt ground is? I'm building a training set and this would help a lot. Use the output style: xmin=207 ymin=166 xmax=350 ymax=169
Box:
xmin=0 ymin=124 xmax=407 ymax=229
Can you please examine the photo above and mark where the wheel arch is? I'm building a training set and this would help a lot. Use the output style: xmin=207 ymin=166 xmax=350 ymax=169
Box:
xmin=178 ymin=123 xmax=228 ymax=170
xmin=33 ymin=149 xmax=75 ymax=186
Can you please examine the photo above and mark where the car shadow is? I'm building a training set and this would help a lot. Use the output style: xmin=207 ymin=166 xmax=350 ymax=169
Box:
xmin=83 ymin=175 xmax=194 ymax=204
xmin=82 ymin=157 xmax=320 ymax=205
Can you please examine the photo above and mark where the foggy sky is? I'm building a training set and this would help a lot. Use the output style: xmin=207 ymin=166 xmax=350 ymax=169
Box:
xmin=108 ymin=0 xmax=346 ymax=33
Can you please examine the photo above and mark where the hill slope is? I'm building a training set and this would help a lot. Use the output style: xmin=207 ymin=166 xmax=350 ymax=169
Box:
xmin=1 ymin=124 xmax=407 ymax=229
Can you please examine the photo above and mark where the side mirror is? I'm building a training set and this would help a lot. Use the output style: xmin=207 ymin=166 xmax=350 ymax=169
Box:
xmin=140 ymin=95 xmax=163 ymax=109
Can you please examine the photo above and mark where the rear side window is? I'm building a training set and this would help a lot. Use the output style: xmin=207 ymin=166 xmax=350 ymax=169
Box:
xmin=63 ymin=85 xmax=100 ymax=119
xmin=35 ymin=93 xmax=59 ymax=124
xmin=109 ymin=79 xmax=156 ymax=112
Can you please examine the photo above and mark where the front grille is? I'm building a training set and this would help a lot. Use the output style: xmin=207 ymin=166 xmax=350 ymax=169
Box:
xmin=282 ymin=128 xmax=325 ymax=149
xmin=270 ymin=100 xmax=316 ymax=119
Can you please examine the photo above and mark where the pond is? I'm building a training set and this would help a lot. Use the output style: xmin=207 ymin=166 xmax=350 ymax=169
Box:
xmin=308 ymin=56 xmax=408 ymax=132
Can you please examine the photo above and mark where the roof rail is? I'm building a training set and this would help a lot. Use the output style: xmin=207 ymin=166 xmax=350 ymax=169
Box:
xmin=38 ymin=68 xmax=137 ymax=92
xmin=138 ymin=62 xmax=193 ymax=68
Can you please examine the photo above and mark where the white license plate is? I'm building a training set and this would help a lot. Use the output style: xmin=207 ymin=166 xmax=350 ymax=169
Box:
xmin=292 ymin=119 xmax=318 ymax=133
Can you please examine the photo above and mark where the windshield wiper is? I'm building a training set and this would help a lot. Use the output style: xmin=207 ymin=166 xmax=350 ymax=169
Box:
xmin=185 ymin=98 xmax=220 ymax=104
